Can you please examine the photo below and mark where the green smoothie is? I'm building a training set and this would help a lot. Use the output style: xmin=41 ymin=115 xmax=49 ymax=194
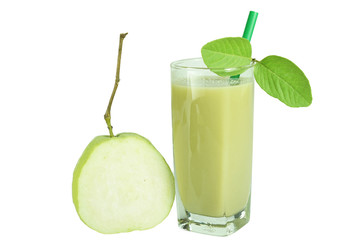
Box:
xmin=171 ymin=77 xmax=254 ymax=218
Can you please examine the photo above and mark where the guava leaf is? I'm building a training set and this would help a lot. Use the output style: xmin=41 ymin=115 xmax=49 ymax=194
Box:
xmin=254 ymin=55 xmax=312 ymax=107
xmin=201 ymin=37 xmax=252 ymax=76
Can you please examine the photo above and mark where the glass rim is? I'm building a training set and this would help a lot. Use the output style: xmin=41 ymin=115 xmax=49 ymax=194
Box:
xmin=170 ymin=57 xmax=254 ymax=71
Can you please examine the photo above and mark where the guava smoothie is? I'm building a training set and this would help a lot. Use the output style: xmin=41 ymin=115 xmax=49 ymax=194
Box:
xmin=171 ymin=73 xmax=254 ymax=218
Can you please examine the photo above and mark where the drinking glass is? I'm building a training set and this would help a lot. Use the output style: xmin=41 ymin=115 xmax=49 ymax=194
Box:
xmin=171 ymin=58 xmax=255 ymax=236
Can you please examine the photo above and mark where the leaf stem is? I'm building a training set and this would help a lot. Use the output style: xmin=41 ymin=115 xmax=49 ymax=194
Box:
xmin=104 ymin=33 xmax=128 ymax=137
xmin=252 ymin=58 xmax=259 ymax=63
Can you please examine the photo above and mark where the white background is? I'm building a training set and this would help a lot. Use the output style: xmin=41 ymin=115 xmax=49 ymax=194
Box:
xmin=1 ymin=0 xmax=359 ymax=239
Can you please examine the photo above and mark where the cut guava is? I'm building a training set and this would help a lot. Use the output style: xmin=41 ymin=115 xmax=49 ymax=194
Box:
xmin=72 ymin=132 xmax=175 ymax=234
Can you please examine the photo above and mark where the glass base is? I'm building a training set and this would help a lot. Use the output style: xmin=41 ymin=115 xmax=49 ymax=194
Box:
xmin=178 ymin=208 xmax=250 ymax=236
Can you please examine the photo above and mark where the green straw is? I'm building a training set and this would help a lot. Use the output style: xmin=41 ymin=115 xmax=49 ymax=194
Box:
xmin=243 ymin=11 xmax=258 ymax=42
xmin=231 ymin=11 xmax=258 ymax=79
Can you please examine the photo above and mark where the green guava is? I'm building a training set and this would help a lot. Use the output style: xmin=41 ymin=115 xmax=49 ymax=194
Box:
xmin=72 ymin=133 xmax=175 ymax=234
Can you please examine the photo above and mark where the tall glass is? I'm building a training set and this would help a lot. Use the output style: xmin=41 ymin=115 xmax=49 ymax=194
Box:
xmin=170 ymin=58 xmax=254 ymax=236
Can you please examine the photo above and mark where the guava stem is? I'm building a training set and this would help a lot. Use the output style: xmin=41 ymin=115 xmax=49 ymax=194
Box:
xmin=104 ymin=32 xmax=128 ymax=137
